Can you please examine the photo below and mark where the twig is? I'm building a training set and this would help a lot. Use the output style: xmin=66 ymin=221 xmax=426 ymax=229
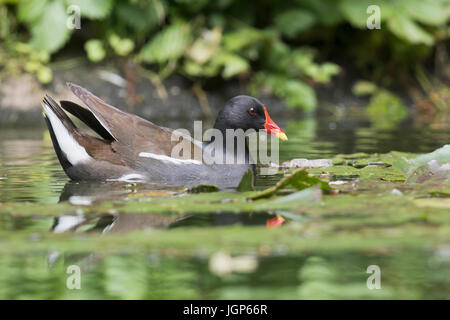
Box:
xmin=124 ymin=57 xmax=141 ymax=108
xmin=137 ymin=65 xmax=168 ymax=100
xmin=192 ymin=81 xmax=213 ymax=119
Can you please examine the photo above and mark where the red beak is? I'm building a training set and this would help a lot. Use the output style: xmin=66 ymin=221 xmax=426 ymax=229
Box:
xmin=264 ymin=106 xmax=288 ymax=141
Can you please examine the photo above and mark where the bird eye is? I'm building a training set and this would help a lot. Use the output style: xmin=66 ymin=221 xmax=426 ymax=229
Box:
xmin=248 ymin=107 xmax=256 ymax=116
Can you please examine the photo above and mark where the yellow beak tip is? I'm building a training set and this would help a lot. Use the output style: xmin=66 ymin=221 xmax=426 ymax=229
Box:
xmin=277 ymin=133 xmax=288 ymax=141
xmin=275 ymin=132 xmax=288 ymax=141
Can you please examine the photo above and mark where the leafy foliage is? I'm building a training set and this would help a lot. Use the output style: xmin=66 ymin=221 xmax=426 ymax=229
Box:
xmin=275 ymin=9 xmax=316 ymax=38
xmin=22 ymin=0 xmax=70 ymax=54
xmin=69 ymin=0 xmax=113 ymax=19
xmin=139 ymin=22 xmax=191 ymax=63
xmin=4 ymin=0 xmax=450 ymax=110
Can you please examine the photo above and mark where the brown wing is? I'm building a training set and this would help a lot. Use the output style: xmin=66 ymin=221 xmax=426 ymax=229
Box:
xmin=60 ymin=100 xmax=114 ymax=141
xmin=67 ymin=82 xmax=203 ymax=168
xmin=43 ymin=94 xmax=125 ymax=167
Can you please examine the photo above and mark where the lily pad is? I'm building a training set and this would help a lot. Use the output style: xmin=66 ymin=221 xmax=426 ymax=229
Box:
xmin=249 ymin=168 xmax=330 ymax=200
xmin=188 ymin=184 xmax=220 ymax=193
xmin=256 ymin=187 xmax=322 ymax=210
xmin=393 ymin=144 xmax=450 ymax=183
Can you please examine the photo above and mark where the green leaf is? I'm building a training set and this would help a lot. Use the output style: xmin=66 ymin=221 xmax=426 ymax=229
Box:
xmin=302 ymin=0 xmax=343 ymax=25
xmin=282 ymin=79 xmax=317 ymax=111
xmin=139 ymin=23 xmax=192 ymax=64
xmin=290 ymin=48 xmax=316 ymax=70
xmin=223 ymin=28 xmax=263 ymax=52
xmin=30 ymin=1 xmax=71 ymax=53
xmin=115 ymin=0 xmax=164 ymax=32
xmin=237 ymin=169 xmax=254 ymax=192
xmin=249 ymin=168 xmax=330 ymax=200
xmin=188 ymin=185 xmax=219 ymax=193
xmin=187 ymin=28 xmax=222 ymax=64
xmin=393 ymin=144 xmax=450 ymax=180
xmin=352 ymin=80 xmax=378 ymax=96
xmin=304 ymin=62 xmax=340 ymax=83
xmin=387 ymin=12 xmax=434 ymax=45
xmin=398 ymin=0 xmax=449 ymax=26
xmin=339 ymin=0 xmax=375 ymax=27
xmin=252 ymin=73 xmax=317 ymax=112
xmin=24 ymin=60 xmax=41 ymax=73
xmin=256 ymin=186 xmax=322 ymax=210
xmin=36 ymin=65 xmax=52 ymax=83
xmin=108 ymin=34 xmax=135 ymax=56
xmin=183 ymin=56 xmax=224 ymax=77
xmin=68 ymin=0 xmax=113 ymax=19
xmin=17 ymin=0 xmax=47 ymax=23
xmin=84 ymin=39 xmax=106 ymax=62
xmin=219 ymin=52 xmax=249 ymax=78
xmin=275 ymin=9 xmax=316 ymax=38
xmin=339 ymin=0 xmax=393 ymax=28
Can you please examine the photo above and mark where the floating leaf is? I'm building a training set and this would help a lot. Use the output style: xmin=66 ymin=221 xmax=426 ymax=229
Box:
xmin=188 ymin=185 xmax=219 ymax=193
xmin=406 ymin=161 xmax=450 ymax=184
xmin=393 ymin=145 xmax=450 ymax=183
xmin=249 ymin=168 xmax=330 ymax=200
xmin=257 ymin=187 xmax=322 ymax=210
xmin=394 ymin=145 xmax=450 ymax=176
xmin=413 ymin=198 xmax=450 ymax=209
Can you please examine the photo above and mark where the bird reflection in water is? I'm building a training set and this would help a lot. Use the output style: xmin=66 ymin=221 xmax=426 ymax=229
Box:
xmin=47 ymin=180 xmax=272 ymax=268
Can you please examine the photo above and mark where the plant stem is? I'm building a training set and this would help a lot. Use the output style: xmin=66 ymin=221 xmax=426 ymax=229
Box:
xmin=192 ymin=81 xmax=213 ymax=119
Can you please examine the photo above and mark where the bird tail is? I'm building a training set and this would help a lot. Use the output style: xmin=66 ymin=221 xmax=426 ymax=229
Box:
xmin=42 ymin=95 xmax=87 ymax=171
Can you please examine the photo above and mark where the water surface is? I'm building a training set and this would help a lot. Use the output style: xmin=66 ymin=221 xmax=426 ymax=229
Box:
xmin=0 ymin=113 xmax=449 ymax=299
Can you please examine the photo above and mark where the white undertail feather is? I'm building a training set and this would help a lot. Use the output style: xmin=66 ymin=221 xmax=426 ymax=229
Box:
xmin=53 ymin=214 xmax=85 ymax=233
xmin=139 ymin=152 xmax=202 ymax=165
xmin=42 ymin=102 xmax=92 ymax=165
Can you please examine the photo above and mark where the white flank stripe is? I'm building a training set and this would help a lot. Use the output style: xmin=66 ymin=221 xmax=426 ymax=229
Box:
xmin=139 ymin=152 xmax=202 ymax=165
xmin=107 ymin=173 xmax=146 ymax=182
xmin=69 ymin=196 xmax=93 ymax=206
xmin=42 ymin=102 xmax=91 ymax=165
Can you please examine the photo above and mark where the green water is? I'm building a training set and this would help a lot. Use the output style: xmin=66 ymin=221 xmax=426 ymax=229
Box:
xmin=0 ymin=116 xmax=450 ymax=299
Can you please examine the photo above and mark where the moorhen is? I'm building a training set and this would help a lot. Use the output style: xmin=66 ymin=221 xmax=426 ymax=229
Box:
xmin=42 ymin=83 xmax=287 ymax=189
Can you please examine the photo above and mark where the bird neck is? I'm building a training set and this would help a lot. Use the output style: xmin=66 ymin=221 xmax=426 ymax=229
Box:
xmin=204 ymin=125 xmax=251 ymax=164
